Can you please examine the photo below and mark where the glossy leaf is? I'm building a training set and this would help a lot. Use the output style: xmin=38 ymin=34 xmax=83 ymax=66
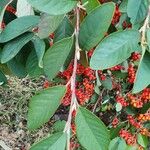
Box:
xmin=30 ymin=132 xmax=67 ymax=150
xmin=27 ymin=0 xmax=77 ymax=15
xmin=7 ymin=58 xmax=27 ymax=78
xmin=0 ymin=16 xmax=39 ymax=43
xmin=81 ymin=0 xmax=100 ymax=14
xmin=127 ymin=0 xmax=148 ymax=24
xmin=90 ymin=30 xmax=140 ymax=70
xmin=54 ymin=17 xmax=74 ymax=42
xmin=109 ymin=137 xmax=127 ymax=150
xmin=133 ymin=51 xmax=150 ymax=93
xmin=137 ymin=134 xmax=148 ymax=148
xmin=79 ymin=2 xmax=115 ymax=51
xmin=28 ymin=85 xmax=66 ymax=130
xmin=38 ymin=14 xmax=64 ymax=39
xmin=1 ymin=33 xmax=34 ymax=64
xmin=26 ymin=50 xmax=43 ymax=77
xmin=43 ymin=37 xmax=73 ymax=80
xmin=32 ymin=36 xmax=45 ymax=68
xmin=75 ymin=107 xmax=110 ymax=150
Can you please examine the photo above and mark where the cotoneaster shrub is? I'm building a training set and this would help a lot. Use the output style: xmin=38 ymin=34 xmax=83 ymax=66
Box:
xmin=0 ymin=0 xmax=150 ymax=150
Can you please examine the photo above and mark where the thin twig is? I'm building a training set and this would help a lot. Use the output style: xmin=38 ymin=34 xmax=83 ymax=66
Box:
xmin=64 ymin=6 xmax=80 ymax=150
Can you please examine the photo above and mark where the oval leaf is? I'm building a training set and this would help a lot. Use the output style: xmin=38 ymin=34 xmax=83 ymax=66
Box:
xmin=75 ymin=107 xmax=110 ymax=150
xmin=27 ymin=85 xmax=66 ymax=130
xmin=127 ymin=0 xmax=148 ymax=24
xmin=133 ymin=51 xmax=150 ymax=93
xmin=26 ymin=50 xmax=43 ymax=77
xmin=27 ymin=0 xmax=77 ymax=15
xmin=109 ymin=137 xmax=127 ymax=150
xmin=32 ymin=36 xmax=45 ymax=68
xmin=38 ymin=14 xmax=64 ymax=39
xmin=1 ymin=33 xmax=34 ymax=63
xmin=79 ymin=2 xmax=115 ymax=51
xmin=90 ymin=30 xmax=140 ymax=70
xmin=43 ymin=37 xmax=73 ymax=80
xmin=30 ymin=132 xmax=67 ymax=150
xmin=0 ymin=15 xmax=39 ymax=43
xmin=137 ymin=133 xmax=148 ymax=148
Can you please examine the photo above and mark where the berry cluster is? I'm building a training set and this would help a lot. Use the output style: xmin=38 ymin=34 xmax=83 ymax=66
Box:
xmin=127 ymin=115 xmax=141 ymax=129
xmin=140 ymin=128 xmax=150 ymax=137
xmin=137 ymin=113 xmax=150 ymax=122
xmin=112 ymin=5 xmax=121 ymax=25
xmin=109 ymin=65 xmax=125 ymax=71
xmin=111 ymin=117 xmax=119 ymax=128
xmin=119 ymin=129 xmax=136 ymax=145
xmin=141 ymin=88 xmax=150 ymax=103
xmin=61 ymin=63 xmax=96 ymax=106
xmin=116 ymin=95 xmax=129 ymax=107
xmin=127 ymin=93 xmax=143 ymax=108
xmin=131 ymin=52 xmax=141 ymax=61
xmin=6 ymin=5 xmax=16 ymax=14
xmin=127 ymin=64 xmax=136 ymax=84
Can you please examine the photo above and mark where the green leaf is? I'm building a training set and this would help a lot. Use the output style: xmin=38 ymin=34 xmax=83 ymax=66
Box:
xmin=30 ymin=132 xmax=67 ymax=150
xmin=133 ymin=50 xmax=150 ymax=93
xmin=109 ymin=137 xmax=127 ymax=150
xmin=53 ymin=120 xmax=66 ymax=132
xmin=75 ymin=107 xmax=110 ymax=150
xmin=26 ymin=50 xmax=43 ymax=77
xmin=54 ymin=17 xmax=74 ymax=42
xmin=81 ymin=0 xmax=100 ymax=14
xmin=137 ymin=134 xmax=148 ymax=148
xmin=119 ymin=0 xmax=128 ymax=13
xmin=27 ymin=0 xmax=77 ymax=15
xmin=127 ymin=0 xmax=148 ymax=24
xmin=1 ymin=33 xmax=34 ymax=64
xmin=0 ymin=16 xmax=39 ymax=43
xmin=79 ymin=2 xmax=115 ymax=51
xmin=110 ymin=123 xmax=126 ymax=139
xmin=28 ymin=85 xmax=66 ymax=130
xmin=7 ymin=58 xmax=27 ymax=78
xmin=32 ymin=36 xmax=45 ymax=68
xmin=0 ymin=70 xmax=7 ymax=84
xmin=0 ymin=0 xmax=12 ymax=33
xmin=43 ymin=37 xmax=73 ymax=80
xmin=38 ymin=14 xmax=64 ymax=39
xmin=90 ymin=30 xmax=140 ymax=70
xmin=101 ymin=76 xmax=113 ymax=90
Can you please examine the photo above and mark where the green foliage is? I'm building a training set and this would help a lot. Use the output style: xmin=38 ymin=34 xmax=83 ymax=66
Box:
xmin=30 ymin=132 xmax=67 ymax=150
xmin=90 ymin=30 xmax=140 ymax=70
xmin=127 ymin=0 xmax=148 ymax=24
xmin=31 ymin=36 xmax=45 ymax=68
xmin=27 ymin=85 xmax=66 ymax=130
xmin=43 ymin=37 xmax=73 ymax=80
xmin=75 ymin=107 xmax=110 ymax=150
xmin=37 ymin=14 xmax=64 ymax=39
xmin=27 ymin=0 xmax=77 ymax=15
xmin=133 ymin=50 xmax=150 ymax=93
xmin=0 ymin=16 xmax=39 ymax=42
xmin=79 ymin=2 xmax=115 ymax=51
xmin=137 ymin=134 xmax=149 ymax=148
xmin=109 ymin=137 xmax=127 ymax=150
xmin=1 ymin=33 xmax=34 ymax=63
